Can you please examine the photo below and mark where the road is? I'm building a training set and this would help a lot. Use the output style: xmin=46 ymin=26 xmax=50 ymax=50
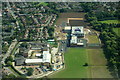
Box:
xmin=58 ymin=40 xmax=67 ymax=53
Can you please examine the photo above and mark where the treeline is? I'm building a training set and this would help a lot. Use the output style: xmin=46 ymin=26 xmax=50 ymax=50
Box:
xmin=81 ymin=2 xmax=120 ymax=21
xmin=81 ymin=2 xmax=120 ymax=78
xmin=100 ymin=26 xmax=120 ymax=77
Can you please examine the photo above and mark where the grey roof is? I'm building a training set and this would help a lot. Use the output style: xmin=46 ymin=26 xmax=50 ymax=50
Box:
xmin=15 ymin=56 xmax=25 ymax=66
xmin=30 ymin=42 xmax=47 ymax=50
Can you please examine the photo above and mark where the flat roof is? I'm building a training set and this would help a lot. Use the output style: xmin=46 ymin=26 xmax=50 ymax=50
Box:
xmin=43 ymin=52 xmax=51 ymax=63
xmin=77 ymin=43 xmax=84 ymax=45
xmin=36 ymin=54 xmax=41 ymax=56
xmin=25 ymin=59 xmax=43 ymax=63
xmin=70 ymin=35 xmax=77 ymax=44
xmin=25 ymin=51 xmax=51 ymax=63
xmin=43 ymin=51 xmax=49 ymax=54
xmin=72 ymin=26 xmax=84 ymax=34
xmin=64 ymin=26 xmax=71 ymax=30
xmin=48 ymin=39 xmax=55 ymax=42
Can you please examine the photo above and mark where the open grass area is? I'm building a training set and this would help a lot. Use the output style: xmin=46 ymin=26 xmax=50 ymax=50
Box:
xmin=113 ymin=28 xmax=120 ymax=36
xmin=49 ymin=48 xmax=89 ymax=78
xmin=87 ymin=49 xmax=113 ymax=78
xmin=99 ymin=20 xmax=120 ymax=24
xmin=37 ymin=2 xmax=48 ymax=6
xmin=86 ymin=35 xmax=100 ymax=44
xmin=87 ymin=49 xmax=107 ymax=66
xmin=49 ymin=48 xmax=113 ymax=78
xmin=89 ymin=66 xmax=113 ymax=78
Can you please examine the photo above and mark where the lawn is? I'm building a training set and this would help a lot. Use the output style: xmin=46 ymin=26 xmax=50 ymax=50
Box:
xmin=49 ymin=48 xmax=113 ymax=78
xmin=99 ymin=20 xmax=120 ymax=24
xmin=37 ymin=2 xmax=48 ymax=6
xmin=86 ymin=35 xmax=100 ymax=43
xmin=49 ymin=48 xmax=89 ymax=78
xmin=113 ymin=28 xmax=120 ymax=36
xmin=87 ymin=49 xmax=107 ymax=66
xmin=90 ymin=66 xmax=113 ymax=78
xmin=87 ymin=49 xmax=113 ymax=78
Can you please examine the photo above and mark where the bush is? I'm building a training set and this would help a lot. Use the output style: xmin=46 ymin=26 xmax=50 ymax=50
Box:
xmin=27 ymin=68 xmax=34 ymax=76
xmin=83 ymin=63 xmax=88 ymax=66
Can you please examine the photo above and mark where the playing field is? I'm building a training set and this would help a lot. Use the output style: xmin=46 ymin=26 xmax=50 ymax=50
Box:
xmin=49 ymin=48 xmax=113 ymax=78
xmin=113 ymin=28 xmax=120 ymax=36
xmin=49 ymin=48 xmax=89 ymax=78
xmin=87 ymin=49 xmax=107 ymax=66
xmin=99 ymin=20 xmax=120 ymax=24
xmin=87 ymin=49 xmax=113 ymax=78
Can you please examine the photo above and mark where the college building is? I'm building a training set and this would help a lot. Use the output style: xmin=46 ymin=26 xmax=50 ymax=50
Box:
xmin=64 ymin=26 xmax=86 ymax=47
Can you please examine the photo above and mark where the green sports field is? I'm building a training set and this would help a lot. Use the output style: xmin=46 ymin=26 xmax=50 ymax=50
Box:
xmin=49 ymin=48 xmax=89 ymax=78
xmin=49 ymin=48 xmax=113 ymax=78
xmin=99 ymin=20 xmax=120 ymax=24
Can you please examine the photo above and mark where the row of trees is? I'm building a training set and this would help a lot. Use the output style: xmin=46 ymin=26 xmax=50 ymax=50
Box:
xmin=100 ymin=26 xmax=120 ymax=77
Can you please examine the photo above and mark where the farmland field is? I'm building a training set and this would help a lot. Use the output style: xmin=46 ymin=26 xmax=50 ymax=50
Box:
xmin=55 ymin=12 xmax=87 ymax=26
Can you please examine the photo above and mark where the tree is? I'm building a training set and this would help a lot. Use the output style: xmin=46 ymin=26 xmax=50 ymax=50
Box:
xmin=9 ymin=56 xmax=13 ymax=62
xmin=27 ymin=68 xmax=33 ymax=76
xmin=83 ymin=63 xmax=88 ymax=66
xmin=20 ymin=42 xmax=28 ymax=48
xmin=5 ymin=56 xmax=13 ymax=64
xmin=6 ymin=61 xmax=12 ymax=66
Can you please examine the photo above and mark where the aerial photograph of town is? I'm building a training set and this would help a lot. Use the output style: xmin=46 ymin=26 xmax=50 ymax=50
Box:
xmin=0 ymin=0 xmax=120 ymax=80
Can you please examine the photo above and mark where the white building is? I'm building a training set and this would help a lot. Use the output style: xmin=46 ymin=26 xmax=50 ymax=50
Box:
xmin=64 ymin=26 xmax=71 ymax=33
xmin=70 ymin=26 xmax=84 ymax=46
xmin=70 ymin=35 xmax=77 ymax=44
xmin=71 ymin=26 xmax=84 ymax=37
xmin=25 ymin=51 xmax=51 ymax=64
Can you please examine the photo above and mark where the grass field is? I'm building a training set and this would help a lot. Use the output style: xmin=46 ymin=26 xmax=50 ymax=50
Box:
xmin=113 ymin=28 xmax=120 ymax=36
xmin=49 ymin=48 xmax=89 ymax=78
xmin=86 ymin=35 xmax=100 ymax=43
xmin=99 ymin=20 xmax=120 ymax=24
xmin=87 ymin=49 xmax=107 ymax=66
xmin=49 ymin=48 xmax=113 ymax=78
xmin=87 ymin=49 xmax=113 ymax=78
